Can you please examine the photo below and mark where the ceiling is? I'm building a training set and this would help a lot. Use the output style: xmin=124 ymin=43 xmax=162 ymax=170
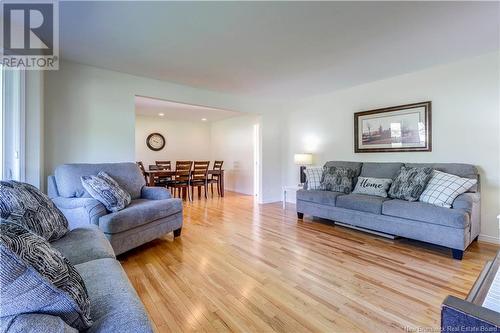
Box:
xmin=60 ymin=1 xmax=499 ymax=99
xmin=135 ymin=96 xmax=241 ymax=122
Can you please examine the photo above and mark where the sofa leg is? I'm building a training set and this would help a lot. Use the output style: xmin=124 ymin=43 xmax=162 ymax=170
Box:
xmin=297 ymin=212 xmax=304 ymax=219
xmin=452 ymin=249 xmax=463 ymax=260
xmin=173 ymin=227 xmax=182 ymax=238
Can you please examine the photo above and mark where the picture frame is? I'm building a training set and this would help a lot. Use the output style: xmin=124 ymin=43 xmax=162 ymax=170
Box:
xmin=354 ymin=101 xmax=432 ymax=153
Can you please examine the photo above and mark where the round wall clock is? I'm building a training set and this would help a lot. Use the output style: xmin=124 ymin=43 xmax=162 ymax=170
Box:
xmin=146 ymin=133 xmax=165 ymax=151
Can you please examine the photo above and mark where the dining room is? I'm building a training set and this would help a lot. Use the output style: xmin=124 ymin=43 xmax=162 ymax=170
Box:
xmin=134 ymin=96 xmax=261 ymax=201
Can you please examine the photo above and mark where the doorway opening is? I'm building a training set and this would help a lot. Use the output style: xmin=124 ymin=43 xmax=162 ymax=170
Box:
xmin=134 ymin=95 xmax=261 ymax=198
xmin=253 ymin=123 xmax=260 ymax=198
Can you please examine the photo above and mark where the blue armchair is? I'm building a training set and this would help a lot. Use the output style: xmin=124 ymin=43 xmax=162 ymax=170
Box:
xmin=48 ymin=162 xmax=183 ymax=255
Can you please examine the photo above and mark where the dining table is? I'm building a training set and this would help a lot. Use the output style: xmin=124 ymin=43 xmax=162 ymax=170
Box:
xmin=143 ymin=169 xmax=225 ymax=197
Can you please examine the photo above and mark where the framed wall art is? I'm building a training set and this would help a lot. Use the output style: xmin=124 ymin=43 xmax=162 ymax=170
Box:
xmin=354 ymin=101 xmax=432 ymax=153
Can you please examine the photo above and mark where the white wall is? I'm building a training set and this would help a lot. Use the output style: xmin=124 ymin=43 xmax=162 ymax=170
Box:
xmin=44 ymin=61 xmax=283 ymax=202
xmin=25 ymin=71 xmax=44 ymax=189
xmin=283 ymin=52 xmax=500 ymax=242
xmin=43 ymin=54 xmax=499 ymax=236
xmin=210 ymin=115 xmax=260 ymax=195
xmin=135 ymin=115 xmax=211 ymax=166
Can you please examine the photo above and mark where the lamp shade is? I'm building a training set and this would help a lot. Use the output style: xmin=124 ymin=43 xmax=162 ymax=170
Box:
xmin=294 ymin=153 xmax=313 ymax=165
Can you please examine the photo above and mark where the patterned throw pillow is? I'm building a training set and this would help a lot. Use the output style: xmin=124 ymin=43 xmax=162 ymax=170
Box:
xmin=419 ymin=170 xmax=477 ymax=208
xmin=81 ymin=171 xmax=131 ymax=212
xmin=388 ymin=166 xmax=433 ymax=201
xmin=0 ymin=180 xmax=68 ymax=241
xmin=304 ymin=167 xmax=323 ymax=190
xmin=353 ymin=177 xmax=393 ymax=198
xmin=0 ymin=220 xmax=92 ymax=330
xmin=321 ymin=166 xmax=356 ymax=194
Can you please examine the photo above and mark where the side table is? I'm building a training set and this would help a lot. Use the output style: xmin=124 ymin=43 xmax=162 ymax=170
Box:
xmin=282 ymin=185 xmax=303 ymax=209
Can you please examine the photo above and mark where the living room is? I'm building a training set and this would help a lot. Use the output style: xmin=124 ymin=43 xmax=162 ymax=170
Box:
xmin=1 ymin=1 xmax=499 ymax=333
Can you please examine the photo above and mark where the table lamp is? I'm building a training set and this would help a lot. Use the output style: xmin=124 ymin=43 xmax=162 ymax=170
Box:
xmin=294 ymin=153 xmax=313 ymax=184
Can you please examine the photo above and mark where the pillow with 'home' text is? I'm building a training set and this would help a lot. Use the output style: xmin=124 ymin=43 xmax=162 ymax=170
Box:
xmin=353 ymin=177 xmax=393 ymax=198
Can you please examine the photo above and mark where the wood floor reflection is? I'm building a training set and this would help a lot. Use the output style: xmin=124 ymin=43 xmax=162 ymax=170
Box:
xmin=120 ymin=191 xmax=499 ymax=333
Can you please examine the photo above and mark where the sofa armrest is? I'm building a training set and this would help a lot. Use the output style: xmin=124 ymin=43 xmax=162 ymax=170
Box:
xmin=52 ymin=196 xmax=107 ymax=229
xmin=452 ymin=192 xmax=481 ymax=240
xmin=47 ymin=175 xmax=59 ymax=198
xmin=452 ymin=193 xmax=480 ymax=214
xmin=141 ymin=186 xmax=172 ymax=200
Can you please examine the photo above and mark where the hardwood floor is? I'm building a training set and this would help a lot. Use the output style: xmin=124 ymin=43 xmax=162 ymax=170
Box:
xmin=120 ymin=191 xmax=499 ymax=333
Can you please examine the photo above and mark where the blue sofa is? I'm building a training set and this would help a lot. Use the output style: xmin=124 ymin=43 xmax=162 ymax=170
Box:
xmin=48 ymin=162 xmax=183 ymax=255
xmin=296 ymin=161 xmax=481 ymax=259
xmin=1 ymin=225 xmax=153 ymax=333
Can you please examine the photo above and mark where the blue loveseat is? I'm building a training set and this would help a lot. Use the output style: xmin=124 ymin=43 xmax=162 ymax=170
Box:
xmin=297 ymin=161 xmax=481 ymax=259
xmin=1 ymin=224 xmax=154 ymax=333
xmin=48 ymin=162 xmax=183 ymax=255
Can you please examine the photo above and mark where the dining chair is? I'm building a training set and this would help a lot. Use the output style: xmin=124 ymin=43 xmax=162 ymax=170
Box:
xmin=136 ymin=161 xmax=148 ymax=183
xmin=208 ymin=160 xmax=224 ymax=197
xmin=190 ymin=161 xmax=210 ymax=199
xmin=155 ymin=160 xmax=171 ymax=170
xmin=155 ymin=160 xmax=172 ymax=186
xmin=170 ymin=161 xmax=193 ymax=201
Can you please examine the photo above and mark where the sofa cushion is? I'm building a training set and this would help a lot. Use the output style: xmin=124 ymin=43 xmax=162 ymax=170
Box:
xmin=0 ymin=180 xmax=69 ymax=241
xmin=359 ymin=162 xmax=403 ymax=179
xmin=382 ymin=199 xmax=469 ymax=228
xmin=336 ymin=194 xmax=390 ymax=214
xmin=81 ymin=172 xmax=132 ymax=213
xmin=324 ymin=161 xmax=363 ymax=176
xmin=324 ymin=161 xmax=363 ymax=185
xmin=0 ymin=220 xmax=92 ymax=330
xmin=404 ymin=163 xmax=479 ymax=192
xmin=296 ymin=190 xmax=343 ymax=206
xmin=1 ymin=313 xmax=78 ymax=333
xmin=98 ymin=198 xmax=182 ymax=234
xmin=54 ymin=163 xmax=145 ymax=199
xmin=75 ymin=258 xmax=153 ymax=333
xmin=50 ymin=225 xmax=115 ymax=265
xmin=388 ymin=166 xmax=433 ymax=201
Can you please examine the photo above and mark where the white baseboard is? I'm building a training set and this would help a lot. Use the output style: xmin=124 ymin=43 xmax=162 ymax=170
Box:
xmin=478 ymin=234 xmax=500 ymax=245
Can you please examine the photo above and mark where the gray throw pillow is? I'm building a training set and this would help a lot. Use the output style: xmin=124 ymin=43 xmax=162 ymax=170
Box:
xmin=353 ymin=177 xmax=393 ymax=198
xmin=81 ymin=171 xmax=131 ymax=212
xmin=388 ymin=166 xmax=433 ymax=201
xmin=0 ymin=180 xmax=68 ymax=241
xmin=321 ymin=166 xmax=356 ymax=194
xmin=0 ymin=220 xmax=92 ymax=330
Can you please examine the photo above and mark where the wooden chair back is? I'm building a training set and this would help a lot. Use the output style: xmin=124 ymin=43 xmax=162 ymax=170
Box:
xmin=137 ymin=161 xmax=146 ymax=173
xmin=174 ymin=161 xmax=193 ymax=182
xmin=136 ymin=161 xmax=148 ymax=182
xmin=155 ymin=160 xmax=171 ymax=170
xmin=213 ymin=160 xmax=224 ymax=171
xmin=192 ymin=161 xmax=210 ymax=182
